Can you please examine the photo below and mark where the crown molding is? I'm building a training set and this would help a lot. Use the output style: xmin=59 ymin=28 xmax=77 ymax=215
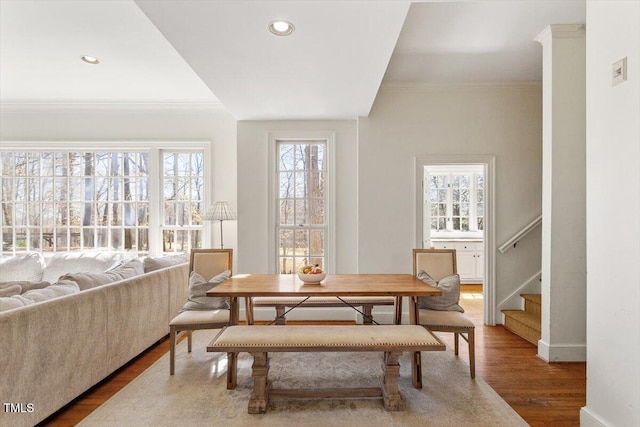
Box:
xmin=535 ymin=24 xmax=585 ymax=43
xmin=0 ymin=140 xmax=212 ymax=151
xmin=0 ymin=99 xmax=225 ymax=112
xmin=380 ymin=81 xmax=542 ymax=92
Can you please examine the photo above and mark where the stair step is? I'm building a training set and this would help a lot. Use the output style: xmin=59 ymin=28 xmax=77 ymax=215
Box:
xmin=521 ymin=294 xmax=541 ymax=317
xmin=502 ymin=310 xmax=541 ymax=345
xmin=521 ymin=294 xmax=541 ymax=304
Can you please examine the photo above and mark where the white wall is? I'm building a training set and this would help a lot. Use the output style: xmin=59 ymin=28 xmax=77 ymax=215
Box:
xmin=0 ymin=105 xmax=238 ymax=256
xmin=357 ymin=84 xmax=543 ymax=315
xmin=582 ymin=2 xmax=640 ymax=426
xmin=236 ymin=120 xmax=358 ymax=274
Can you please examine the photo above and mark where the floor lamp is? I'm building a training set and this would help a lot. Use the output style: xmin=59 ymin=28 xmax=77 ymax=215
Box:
xmin=204 ymin=201 xmax=236 ymax=249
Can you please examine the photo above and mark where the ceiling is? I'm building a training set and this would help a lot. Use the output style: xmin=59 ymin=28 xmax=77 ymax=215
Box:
xmin=0 ymin=1 xmax=585 ymax=120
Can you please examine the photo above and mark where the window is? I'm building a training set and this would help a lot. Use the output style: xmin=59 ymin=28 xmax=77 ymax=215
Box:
xmin=425 ymin=165 xmax=484 ymax=239
xmin=270 ymin=133 xmax=334 ymax=274
xmin=1 ymin=147 xmax=206 ymax=256
xmin=162 ymin=152 xmax=205 ymax=253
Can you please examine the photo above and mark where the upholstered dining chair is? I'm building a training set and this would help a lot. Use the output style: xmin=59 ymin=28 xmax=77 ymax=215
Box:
xmin=413 ymin=248 xmax=476 ymax=378
xmin=169 ymin=249 xmax=233 ymax=375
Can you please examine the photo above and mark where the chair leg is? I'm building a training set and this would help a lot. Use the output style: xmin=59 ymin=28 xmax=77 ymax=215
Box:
xmin=188 ymin=330 xmax=192 ymax=353
xmin=170 ymin=326 xmax=177 ymax=375
xmin=454 ymin=332 xmax=459 ymax=355
xmin=468 ymin=328 xmax=476 ymax=379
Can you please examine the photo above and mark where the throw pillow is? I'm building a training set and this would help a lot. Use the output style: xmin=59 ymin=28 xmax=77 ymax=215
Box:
xmin=42 ymin=251 xmax=124 ymax=283
xmin=181 ymin=270 xmax=231 ymax=312
xmin=417 ymin=270 xmax=464 ymax=313
xmin=59 ymin=259 xmax=144 ymax=291
xmin=20 ymin=280 xmax=80 ymax=303
xmin=0 ymin=252 xmax=46 ymax=282
xmin=0 ymin=281 xmax=51 ymax=294
xmin=0 ymin=284 xmax=22 ymax=298
xmin=19 ymin=281 xmax=51 ymax=293
xmin=143 ymin=253 xmax=189 ymax=273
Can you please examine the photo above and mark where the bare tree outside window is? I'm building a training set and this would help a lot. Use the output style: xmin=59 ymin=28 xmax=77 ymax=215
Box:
xmin=277 ymin=141 xmax=326 ymax=273
xmin=425 ymin=169 xmax=484 ymax=238
xmin=161 ymin=151 xmax=204 ymax=253
xmin=1 ymin=149 xmax=204 ymax=256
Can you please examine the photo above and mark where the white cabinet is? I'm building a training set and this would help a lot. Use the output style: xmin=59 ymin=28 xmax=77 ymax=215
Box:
xmin=431 ymin=240 xmax=484 ymax=283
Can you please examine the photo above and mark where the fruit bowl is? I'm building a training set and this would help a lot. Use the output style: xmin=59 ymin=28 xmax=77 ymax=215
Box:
xmin=297 ymin=272 xmax=327 ymax=284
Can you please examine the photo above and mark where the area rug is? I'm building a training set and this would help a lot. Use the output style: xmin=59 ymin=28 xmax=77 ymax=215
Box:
xmin=79 ymin=330 xmax=528 ymax=427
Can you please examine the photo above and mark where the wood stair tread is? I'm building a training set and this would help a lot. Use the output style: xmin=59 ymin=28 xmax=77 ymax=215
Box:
xmin=501 ymin=310 xmax=541 ymax=331
xmin=520 ymin=294 xmax=541 ymax=304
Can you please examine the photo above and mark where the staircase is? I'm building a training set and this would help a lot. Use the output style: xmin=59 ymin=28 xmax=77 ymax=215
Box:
xmin=502 ymin=294 xmax=541 ymax=345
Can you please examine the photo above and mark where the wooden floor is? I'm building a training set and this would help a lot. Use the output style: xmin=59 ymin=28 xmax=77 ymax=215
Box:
xmin=42 ymin=285 xmax=586 ymax=426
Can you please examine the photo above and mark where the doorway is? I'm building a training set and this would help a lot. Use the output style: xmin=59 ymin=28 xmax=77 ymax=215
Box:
xmin=415 ymin=156 xmax=496 ymax=325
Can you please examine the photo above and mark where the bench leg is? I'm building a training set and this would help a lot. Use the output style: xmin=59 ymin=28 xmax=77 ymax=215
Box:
xmin=381 ymin=351 xmax=404 ymax=411
xmin=362 ymin=304 xmax=373 ymax=325
xmin=227 ymin=352 xmax=237 ymax=389
xmin=275 ymin=306 xmax=287 ymax=325
xmin=248 ymin=352 xmax=271 ymax=414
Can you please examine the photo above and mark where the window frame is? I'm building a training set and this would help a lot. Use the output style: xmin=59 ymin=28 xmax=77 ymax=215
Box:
xmin=425 ymin=165 xmax=485 ymax=240
xmin=268 ymin=132 xmax=336 ymax=274
xmin=1 ymin=141 xmax=212 ymax=256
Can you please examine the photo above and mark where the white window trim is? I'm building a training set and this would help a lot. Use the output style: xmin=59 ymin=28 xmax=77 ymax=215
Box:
xmin=1 ymin=141 xmax=213 ymax=255
xmin=267 ymin=132 xmax=336 ymax=274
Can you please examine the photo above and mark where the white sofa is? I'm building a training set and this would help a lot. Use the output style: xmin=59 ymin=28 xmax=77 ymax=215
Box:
xmin=0 ymin=252 xmax=189 ymax=427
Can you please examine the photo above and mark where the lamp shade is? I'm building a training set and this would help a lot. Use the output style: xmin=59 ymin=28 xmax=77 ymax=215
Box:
xmin=204 ymin=201 xmax=236 ymax=221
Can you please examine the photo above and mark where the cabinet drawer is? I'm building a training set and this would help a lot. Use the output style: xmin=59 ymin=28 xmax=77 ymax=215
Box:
xmin=432 ymin=241 xmax=482 ymax=251
xmin=432 ymin=241 xmax=454 ymax=250
xmin=456 ymin=242 xmax=483 ymax=251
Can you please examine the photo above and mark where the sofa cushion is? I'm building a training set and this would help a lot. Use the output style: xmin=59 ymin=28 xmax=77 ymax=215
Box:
xmin=59 ymin=259 xmax=144 ymax=291
xmin=20 ymin=280 xmax=80 ymax=303
xmin=143 ymin=253 xmax=189 ymax=273
xmin=417 ymin=270 xmax=464 ymax=313
xmin=0 ymin=294 xmax=35 ymax=312
xmin=181 ymin=270 xmax=230 ymax=312
xmin=0 ymin=284 xmax=22 ymax=297
xmin=42 ymin=251 xmax=124 ymax=283
xmin=0 ymin=252 xmax=46 ymax=282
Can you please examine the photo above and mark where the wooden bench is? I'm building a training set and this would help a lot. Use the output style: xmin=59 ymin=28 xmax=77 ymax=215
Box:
xmin=250 ymin=296 xmax=395 ymax=324
xmin=207 ymin=325 xmax=445 ymax=413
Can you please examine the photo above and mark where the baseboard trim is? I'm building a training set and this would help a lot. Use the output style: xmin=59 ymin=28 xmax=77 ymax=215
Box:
xmin=537 ymin=340 xmax=586 ymax=362
xmin=580 ymin=407 xmax=608 ymax=427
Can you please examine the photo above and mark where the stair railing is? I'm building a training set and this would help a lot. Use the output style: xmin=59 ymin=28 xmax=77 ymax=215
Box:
xmin=498 ymin=214 xmax=542 ymax=253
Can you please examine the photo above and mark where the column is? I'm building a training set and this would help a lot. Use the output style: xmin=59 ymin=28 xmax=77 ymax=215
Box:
xmin=534 ymin=24 xmax=586 ymax=362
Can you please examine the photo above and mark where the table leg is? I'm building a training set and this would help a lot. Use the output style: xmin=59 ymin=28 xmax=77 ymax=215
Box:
xmin=245 ymin=297 xmax=254 ymax=325
xmin=409 ymin=296 xmax=423 ymax=389
xmin=394 ymin=296 xmax=403 ymax=325
xmin=227 ymin=297 xmax=239 ymax=389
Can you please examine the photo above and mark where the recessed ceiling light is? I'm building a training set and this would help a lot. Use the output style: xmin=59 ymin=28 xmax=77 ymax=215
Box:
xmin=269 ymin=20 xmax=294 ymax=36
xmin=81 ymin=55 xmax=99 ymax=64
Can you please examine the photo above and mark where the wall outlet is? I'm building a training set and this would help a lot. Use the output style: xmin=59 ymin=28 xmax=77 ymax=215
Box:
xmin=612 ymin=57 xmax=627 ymax=86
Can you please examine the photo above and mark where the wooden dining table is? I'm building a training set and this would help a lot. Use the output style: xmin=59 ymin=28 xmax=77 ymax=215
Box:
xmin=206 ymin=273 xmax=441 ymax=390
